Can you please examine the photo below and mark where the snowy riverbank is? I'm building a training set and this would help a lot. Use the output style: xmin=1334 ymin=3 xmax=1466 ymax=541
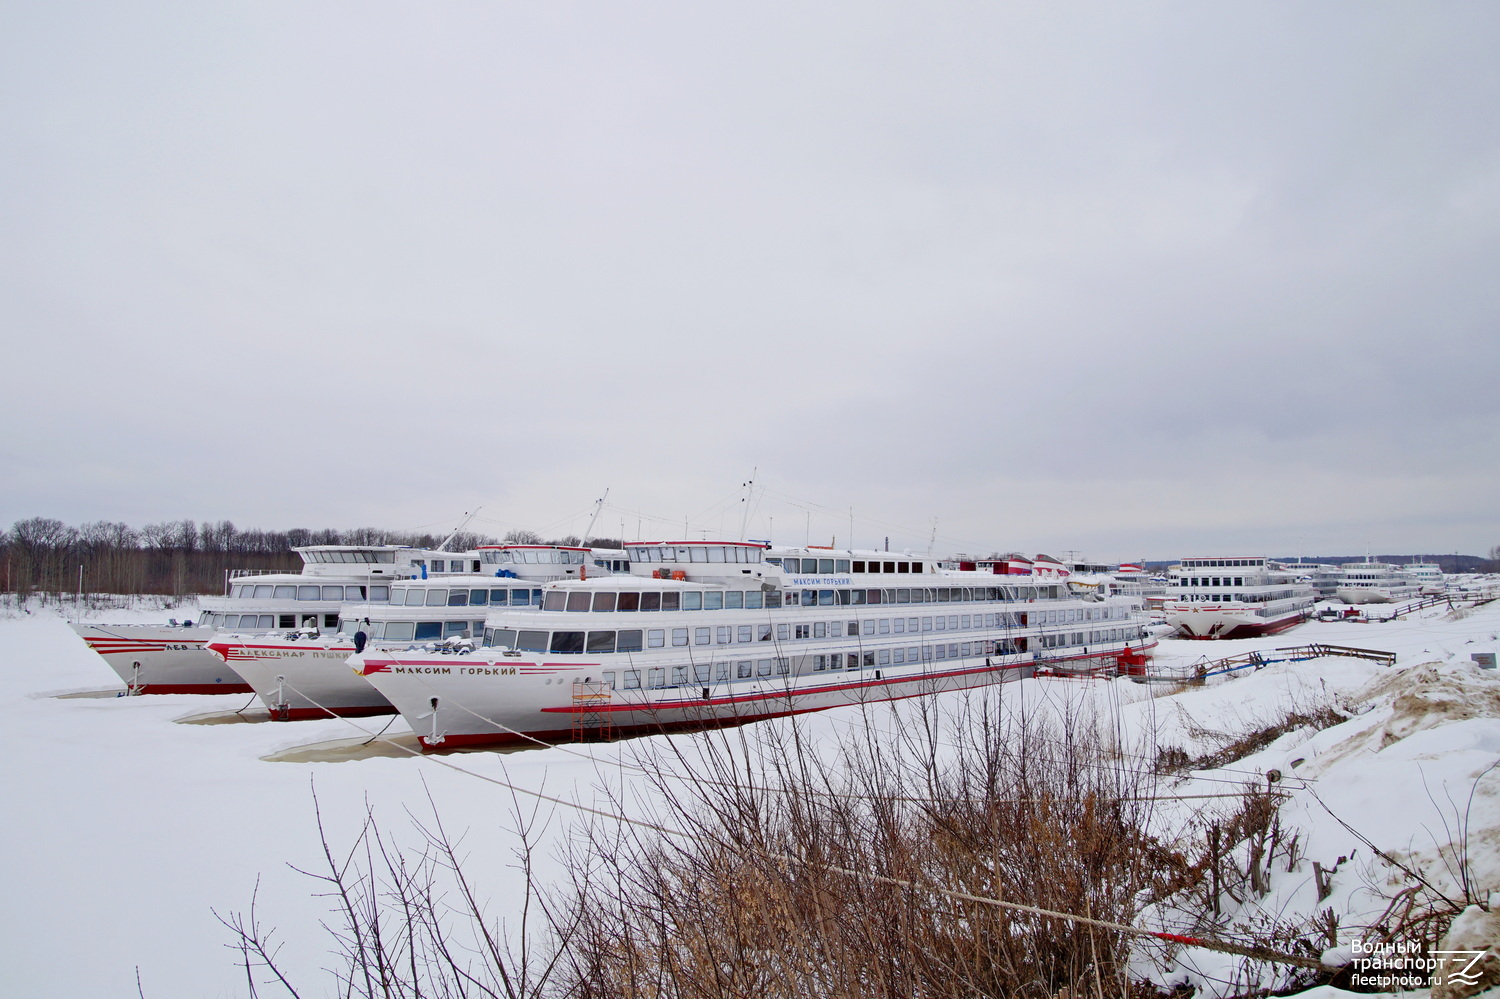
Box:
xmin=2 ymin=598 xmax=1499 ymax=996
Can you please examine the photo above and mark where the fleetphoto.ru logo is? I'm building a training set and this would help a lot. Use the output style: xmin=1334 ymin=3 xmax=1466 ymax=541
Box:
xmin=1348 ymin=939 xmax=1486 ymax=989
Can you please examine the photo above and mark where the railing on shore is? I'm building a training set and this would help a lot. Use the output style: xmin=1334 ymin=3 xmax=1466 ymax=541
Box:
xmin=1131 ymin=643 xmax=1396 ymax=684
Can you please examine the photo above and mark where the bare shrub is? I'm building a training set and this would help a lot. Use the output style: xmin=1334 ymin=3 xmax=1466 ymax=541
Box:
xmin=552 ymin=694 xmax=1192 ymax=999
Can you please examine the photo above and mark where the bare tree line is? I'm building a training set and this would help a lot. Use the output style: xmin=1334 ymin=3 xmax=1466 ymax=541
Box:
xmin=0 ymin=517 xmax=621 ymax=598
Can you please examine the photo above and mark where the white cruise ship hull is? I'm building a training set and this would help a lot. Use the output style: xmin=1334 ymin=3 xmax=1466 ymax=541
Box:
xmin=1165 ymin=605 xmax=1310 ymax=640
xmin=70 ymin=624 xmax=252 ymax=694
xmin=205 ymin=636 xmax=394 ymax=719
xmin=1335 ymin=585 xmax=1420 ymax=604
xmin=353 ymin=640 xmax=1155 ymax=750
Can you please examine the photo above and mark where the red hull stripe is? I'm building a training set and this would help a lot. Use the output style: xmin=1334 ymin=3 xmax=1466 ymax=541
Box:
xmin=270 ymin=705 xmax=399 ymax=722
xmin=133 ymin=683 xmax=256 ymax=695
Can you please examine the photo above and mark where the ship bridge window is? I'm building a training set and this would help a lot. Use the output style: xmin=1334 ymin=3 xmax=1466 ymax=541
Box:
xmin=274 ymin=585 xmax=296 ymax=599
xmin=640 ymin=593 xmax=661 ymax=611
xmin=321 ymin=585 xmax=345 ymax=600
xmin=661 ymin=592 xmax=681 ymax=611
xmin=618 ymin=592 xmax=640 ymax=611
xmin=593 ymin=592 xmax=617 ymax=612
xmin=425 ymin=589 xmax=447 ymax=607
xmin=683 ymin=592 xmax=702 ymax=611
xmin=469 ymin=589 xmax=488 ymax=606
xmin=550 ymin=631 xmax=585 ymax=653
xmin=513 ymin=630 xmax=547 ymax=651
xmin=369 ymin=586 xmax=387 ymax=601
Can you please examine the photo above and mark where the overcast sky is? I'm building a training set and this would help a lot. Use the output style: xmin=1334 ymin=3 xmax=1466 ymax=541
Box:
xmin=3 ymin=2 xmax=1497 ymax=562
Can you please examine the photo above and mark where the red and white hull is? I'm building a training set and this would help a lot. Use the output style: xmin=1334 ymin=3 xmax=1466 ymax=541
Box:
xmin=352 ymin=640 xmax=1156 ymax=750
xmin=70 ymin=624 xmax=252 ymax=694
xmin=205 ymin=636 xmax=394 ymax=720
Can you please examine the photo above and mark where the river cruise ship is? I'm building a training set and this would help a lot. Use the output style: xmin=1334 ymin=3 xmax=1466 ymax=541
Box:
xmin=1334 ymin=562 xmax=1423 ymax=604
xmin=1164 ymin=556 xmax=1316 ymax=639
xmin=205 ymin=546 xmax=595 ymax=718
xmin=72 ymin=545 xmax=467 ymax=693
xmin=351 ymin=541 xmax=1157 ymax=749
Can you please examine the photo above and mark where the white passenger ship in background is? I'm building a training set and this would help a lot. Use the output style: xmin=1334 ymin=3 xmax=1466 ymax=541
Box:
xmin=351 ymin=541 xmax=1157 ymax=750
xmin=206 ymin=546 xmax=596 ymax=718
xmin=1334 ymin=561 xmax=1423 ymax=604
xmin=1163 ymin=556 xmax=1316 ymax=639
xmin=72 ymin=545 xmax=464 ymax=693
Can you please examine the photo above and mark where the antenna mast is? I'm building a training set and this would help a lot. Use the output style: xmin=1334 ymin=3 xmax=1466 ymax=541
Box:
xmin=438 ymin=508 xmax=482 ymax=552
xmin=580 ymin=489 xmax=609 ymax=548
xmin=737 ymin=469 xmax=756 ymax=542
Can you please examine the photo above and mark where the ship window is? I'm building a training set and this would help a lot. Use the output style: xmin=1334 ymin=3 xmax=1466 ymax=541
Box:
xmin=737 ymin=661 xmax=752 ymax=678
xmin=661 ymin=592 xmax=680 ymax=611
xmin=618 ymin=630 xmax=643 ymax=652
xmin=411 ymin=622 xmax=440 ymax=640
xmin=593 ymin=592 xmax=617 ymax=612
xmin=516 ymin=630 xmax=548 ymax=651
xmin=566 ymin=592 xmax=591 ymax=612
xmin=694 ymin=662 xmax=710 ymax=682
xmin=682 ymin=592 xmax=702 ymax=610
xmin=893 ymin=618 xmax=905 ymax=633
xmin=814 ymin=622 xmax=826 ymax=638
xmin=426 ymin=589 xmax=448 ymax=607
xmin=757 ymin=659 xmax=772 ymax=677
xmin=586 ymin=631 xmax=615 ymax=654
xmin=617 ymin=592 xmax=640 ymax=611
xmin=274 ymin=585 xmax=296 ymax=599
xmin=764 ymin=591 xmax=781 ymax=608
xmin=671 ymin=628 xmax=689 ymax=647
xmin=672 ymin=665 xmax=688 ymax=684
xmin=640 ymin=592 xmax=661 ymax=611
xmin=707 ymin=547 xmax=724 ymax=562
xmin=724 ymin=591 xmax=742 ymax=609
xmin=444 ymin=622 xmax=468 ymax=638
xmin=469 ymin=590 xmax=488 ymax=606
xmin=649 ymin=667 xmax=665 ymax=687
xmin=745 ymin=590 xmax=763 ymax=609
xmin=738 ymin=625 xmax=752 ymax=642
xmin=385 ymin=622 xmax=416 ymax=641
xmin=278 ymin=614 xmax=296 ymax=628
xmin=316 ymin=585 xmax=341 ymax=600
xmin=694 ymin=627 xmax=710 ymax=645
xmin=448 ymin=591 xmax=469 ymax=606
xmin=818 ymin=559 xmax=834 ymax=574
xmin=703 ymin=591 xmax=723 ymax=610
xmin=716 ymin=626 xmax=731 ymax=644
xmin=543 ymin=592 xmax=566 ymax=611
xmin=489 ymin=589 xmax=508 ymax=605
xmin=647 ymin=629 xmax=665 ymax=648
xmin=853 ymin=561 xmax=865 ymax=572
xmin=624 ymin=670 xmax=641 ymax=689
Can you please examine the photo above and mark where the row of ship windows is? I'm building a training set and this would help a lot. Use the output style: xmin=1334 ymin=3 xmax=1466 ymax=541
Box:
xmin=540 ymin=584 xmax=1063 ymax=613
xmin=1178 ymin=593 xmax=1314 ymax=604
xmin=1177 ymin=577 xmax=1249 ymax=587
xmin=765 ymin=557 xmax=928 ymax=574
xmin=482 ymin=550 xmax=588 ymax=565
xmin=481 ymin=613 xmax=1136 ymax=655
xmin=204 ymin=612 xmax=341 ymax=630
xmin=1181 ymin=560 xmax=1265 ymax=569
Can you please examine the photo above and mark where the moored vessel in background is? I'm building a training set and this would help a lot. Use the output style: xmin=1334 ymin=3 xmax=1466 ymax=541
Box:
xmin=1334 ymin=561 xmax=1423 ymax=604
xmin=206 ymin=545 xmax=597 ymax=718
xmin=1164 ymin=556 xmax=1316 ymax=639
xmin=72 ymin=545 xmax=460 ymax=693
